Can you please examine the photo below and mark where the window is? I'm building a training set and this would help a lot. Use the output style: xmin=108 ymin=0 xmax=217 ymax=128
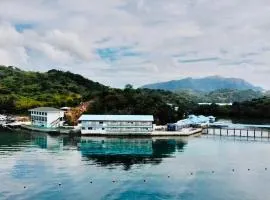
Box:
xmin=82 ymin=127 xmax=86 ymax=130
xmin=88 ymin=127 xmax=92 ymax=130
xmin=102 ymin=128 xmax=105 ymax=130
xmin=99 ymin=121 xmax=103 ymax=124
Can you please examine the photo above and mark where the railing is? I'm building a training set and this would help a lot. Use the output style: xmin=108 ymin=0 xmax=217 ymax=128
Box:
xmin=50 ymin=118 xmax=62 ymax=127
xmin=203 ymin=127 xmax=270 ymax=139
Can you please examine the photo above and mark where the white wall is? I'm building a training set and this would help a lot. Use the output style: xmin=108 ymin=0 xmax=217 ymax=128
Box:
xmin=47 ymin=111 xmax=64 ymax=127
xmin=30 ymin=111 xmax=64 ymax=128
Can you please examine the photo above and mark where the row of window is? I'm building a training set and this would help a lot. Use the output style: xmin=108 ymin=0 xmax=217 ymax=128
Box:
xmin=30 ymin=111 xmax=47 ymax=116
xmin=82 ymin=127 xmax=151 ymax=131
xmin=83 ymin=121 xmax=152 ymax=126
xmin=31 ymin=116 xmax=47 ymax=122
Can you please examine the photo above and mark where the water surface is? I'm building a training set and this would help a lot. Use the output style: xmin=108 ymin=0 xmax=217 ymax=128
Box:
xmin=1 ymin=130 xmax=270 ymax=200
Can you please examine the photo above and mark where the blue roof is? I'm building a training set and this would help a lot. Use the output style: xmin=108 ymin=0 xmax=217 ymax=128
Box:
xmin=78 ymin=115 xmax=154 ymax=122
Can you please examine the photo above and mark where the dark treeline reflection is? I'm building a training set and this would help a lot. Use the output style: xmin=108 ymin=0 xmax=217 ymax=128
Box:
xmin=79 ymin=137 xmax=187 ymax=170
xmin=0 ymin=129 xmax=187 ymax=170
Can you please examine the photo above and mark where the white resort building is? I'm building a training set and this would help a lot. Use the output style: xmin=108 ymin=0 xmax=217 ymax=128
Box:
xmin=78 ymin=115 xmax=154 ymax=135
xmin=29 ymin=107 xmax=65 ymax=128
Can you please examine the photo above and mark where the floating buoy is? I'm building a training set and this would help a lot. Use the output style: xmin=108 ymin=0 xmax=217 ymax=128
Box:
xmin=58 ymin=183 xmax=62 ymax=186
xmin=24 ymin=186 xmax=26 ymax=189
xmin=143 ymin=180 xmax=146 ymax=182
xmin=90 ymin=181 xmax=93 ymax=184
xmin=248 ymin=169 xmax=250 ymax=171
xmin=212 ymin=171 xmax=215 ymax=174
xmin=168 ymin=175 xmax=170 ymax=178
xmin=232 ymin=169 xmax=235 ymax=172
xmin=265 ymin=168 xmax=268 ymax=171
xmin=190 ymin=172 xmax=193 ymax=175
xmin=112 ymin=180 xmax=116 ymax=183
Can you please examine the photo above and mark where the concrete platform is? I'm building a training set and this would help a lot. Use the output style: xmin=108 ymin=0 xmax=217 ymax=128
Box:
xmin=81 ymin=128 xmax=203 ymax=137
xmin=151 ymin=128 xmax=203 ymax=136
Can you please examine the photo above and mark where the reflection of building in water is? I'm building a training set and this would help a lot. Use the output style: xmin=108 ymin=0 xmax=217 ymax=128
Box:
xmin=32 ymin=134 xmax=63 ymax=150
xmin=79 ymin=137 xmax=187 ymax=170
xmin=80 ymin=137 xmax=153 ymax=156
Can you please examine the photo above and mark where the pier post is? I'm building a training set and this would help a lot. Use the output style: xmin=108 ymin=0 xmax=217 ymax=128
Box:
xmin=220 ymin=128 xmax=221 ymax=136
xmin=207 ymin=128 xmax=209 ymax=134
xmin=214 ymin=128 xmax=215 ymax=135
xmin=254 ymin=130 xmax=256 ymax=139
xmin=234 ymin=129 xmax=235 ymax=137
xmin=261 ymin=129 xmax=263 ymax=138
xmin=247 ymin=129 xmax=249 ymax=138
xmin=240 ymin=129 xmax=242 ymax=137
xmin=268 ymin=130 xmax=270 ymax=139
xmin=227 ymin=129 xmax=228 ymax=136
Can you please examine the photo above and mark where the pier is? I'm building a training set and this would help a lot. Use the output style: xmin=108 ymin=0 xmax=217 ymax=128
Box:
xmin=203 ymin=124 xmax=270 ymax=139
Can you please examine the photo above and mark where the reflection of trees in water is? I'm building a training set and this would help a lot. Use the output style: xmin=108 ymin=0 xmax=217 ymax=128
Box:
xmin=87 ymin=155 xmax=163 ymax=171
xmin=0 ymin=130 xmax=31 ymax=150
xmin=80 ymin=138 xmax=187 ymax=170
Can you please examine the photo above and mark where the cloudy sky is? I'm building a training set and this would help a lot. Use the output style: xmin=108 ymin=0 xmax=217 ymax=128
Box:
xmin=0 ymin=0 xmax=270 ymax=89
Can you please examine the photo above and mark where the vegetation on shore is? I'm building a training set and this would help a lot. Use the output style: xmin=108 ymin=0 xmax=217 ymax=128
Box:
xmin=0 ymin=65 xmax=269 ymax=124
xmin=193 ymin=96 xmax=270 ymax=118
xmin=0 ymin=66 xmax=106 ymax=113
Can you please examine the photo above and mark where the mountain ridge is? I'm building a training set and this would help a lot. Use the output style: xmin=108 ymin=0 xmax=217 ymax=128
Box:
xmin=141 ymin=76 xmax=263 ymax=92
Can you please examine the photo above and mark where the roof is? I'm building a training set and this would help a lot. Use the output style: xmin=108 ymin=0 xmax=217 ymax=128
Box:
xmin=78 ymin=115 xmax=154 ymax=122
xmin=29 ymin=107 xmax=63 ymax=112
xmin=60 ymin=107 xmax=71 ymax=110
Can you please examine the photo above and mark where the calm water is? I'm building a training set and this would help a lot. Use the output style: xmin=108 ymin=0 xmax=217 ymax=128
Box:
xmin=1 ymin=130 xmax=270 ymax=200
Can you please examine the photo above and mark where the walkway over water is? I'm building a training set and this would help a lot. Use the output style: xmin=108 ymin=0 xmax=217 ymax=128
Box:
xmin=210 ymin=122 xmax=270 ymax=129
xmin=203 ymin=126 xmax=270 ymax=139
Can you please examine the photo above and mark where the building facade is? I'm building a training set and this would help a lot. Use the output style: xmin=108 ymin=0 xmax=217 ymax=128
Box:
xmin=29 ymin=107 xmax=65 ymax=128
xmin=78 ymin=115 xmax=154 ymax=135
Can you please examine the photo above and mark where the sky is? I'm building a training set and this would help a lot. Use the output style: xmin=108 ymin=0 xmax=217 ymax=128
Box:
xmin=0 ymin=0 xmax=270 ymax=89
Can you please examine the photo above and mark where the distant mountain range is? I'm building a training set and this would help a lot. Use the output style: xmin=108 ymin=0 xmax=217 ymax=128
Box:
xmin=141 ymin=76 xmax=263 ymax=92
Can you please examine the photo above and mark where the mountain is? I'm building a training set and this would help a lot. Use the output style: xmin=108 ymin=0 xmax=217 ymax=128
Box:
xmin=141 ymin=76 xmax=263 ymax=92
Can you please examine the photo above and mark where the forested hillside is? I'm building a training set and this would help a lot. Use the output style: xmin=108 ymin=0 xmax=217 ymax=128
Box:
xmin=193 ymin=96 xmax=270 ymax=118
xmin=0 ymin=65 xmax=269 ymax=123
xmin=0 ymin=66 xmax=195 ymax=124
xmin=87 ymin=87 xmax=196 ymax=124
xmin=179 ymin=89 xmax=264 ymax=103
xmin=0 ymin=66 xmax=107 ymax=113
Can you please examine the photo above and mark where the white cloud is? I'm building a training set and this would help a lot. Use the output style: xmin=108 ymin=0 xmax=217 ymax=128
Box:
xmin=0 ymin=0 xmax=269 ymax=89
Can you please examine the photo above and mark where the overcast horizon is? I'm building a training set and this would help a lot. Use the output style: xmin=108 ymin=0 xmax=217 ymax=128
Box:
xmin=1 ymin=0 xmax=270 ymax=89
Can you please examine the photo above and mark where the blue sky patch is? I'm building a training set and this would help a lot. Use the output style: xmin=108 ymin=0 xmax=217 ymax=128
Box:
xmin=15 ymin=23 xmax=35 ymax=32
xmin=96 ymin=46 xmax=142 ymax=63
xmin=178 ymin=57 xmax=220 ymax=63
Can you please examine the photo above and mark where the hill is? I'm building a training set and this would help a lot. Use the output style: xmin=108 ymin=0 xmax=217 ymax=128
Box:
xmin=193 ymin=96 xmax=270 ymax=119
xmin=0 ymin=65 xmax=269 ymax=123
xmin=178 ymin=89 xmax=264 ymax=103
xmin=141 ymin=76 xmax=263 ymax=92
xmin=0 ymin=66 xmax=195 ymax=124
xmin=0 ymin=65 xmax=107 ymax=113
